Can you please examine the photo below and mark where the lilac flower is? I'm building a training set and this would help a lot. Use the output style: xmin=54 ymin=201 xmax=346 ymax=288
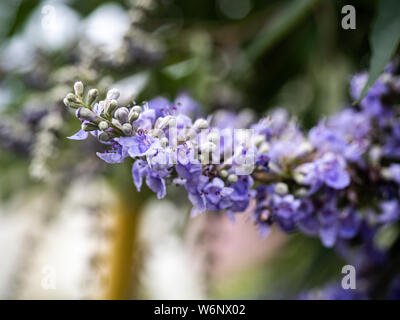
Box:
xmin=389 ymin=164 xmax=400 ymax=184
xmin=96 ymin=141 xmax=128 ymax=164
xmin=297 ymin=153 xmax=350 ymax=191
xmin=379 ymin=201 xmax=400 ymax=224
xmin=203 ymin=177 xmax=234 ymax=210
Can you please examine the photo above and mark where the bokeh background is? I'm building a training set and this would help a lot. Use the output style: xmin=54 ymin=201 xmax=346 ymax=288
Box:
xmin=0 ymin=0 xmax=379 ymax=299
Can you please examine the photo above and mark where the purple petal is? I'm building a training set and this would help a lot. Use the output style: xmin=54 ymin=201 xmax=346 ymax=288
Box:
xmin=146 ymin=176 xmax=166 ymax=199
xmin=67 ymin=129 xmax=88 ymax=140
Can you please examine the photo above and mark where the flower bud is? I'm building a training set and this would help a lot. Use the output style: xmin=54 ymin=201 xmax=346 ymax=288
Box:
xmin=98 ymin=121 xmax=109 ymax=131
xmin=98 ymin=132 xmax=110 ymax=142
xmin=275 ymin=182 xmax=288 ymax=196
xmin=106 ymin=88 xmax=120 ymax=100
xmin=207 ymin=132 xmax=220 ymax=144
xmin=168 ymin=117 xmax=177 ymax=127
xmin=114 ymin=107 xmax=129 ymax=124
xmin=105 ymin=99 xmax=118 ymax=118
xmin=220 ymin=170 xmax=228 ymax=178
xmin=201 ymin=142 xmax=216 ymax=153
xmin=74 ymin=81 xmax=84 ymax=97
xmin=63 ymin=98 xmax=80 ymax=109
xmin=152 ymin=128 xmax=163 ymax=138
xmin=82 ymin=122 xmax=98 ymax=132
xmin=258 ymin=142 xmax=270 ymax=154
xmin=228 ymin=174 xmax=238 ymax=183
xmin=132 ymin=105 xmax=142 ymax=113
xmin=87 ymin=89 xmax=99 ymax=106
xmin=66 ymin=93 xmax=79 ymax=104
xmin=160 ymin=137 xmax=169 ymax=147
xmin=122 ymin=123 xmax=133 ymax=136
xmin=128 ymin=110 xmax=140 ymax=123
xmin=194 ymin=118 xmax=209 ymax=130
xmin=76 ymin=107 xmax=101 ymax=124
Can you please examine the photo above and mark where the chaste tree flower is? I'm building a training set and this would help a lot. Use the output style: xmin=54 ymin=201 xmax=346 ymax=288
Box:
xmin=62 ymin=64 xmax=400 ymax=255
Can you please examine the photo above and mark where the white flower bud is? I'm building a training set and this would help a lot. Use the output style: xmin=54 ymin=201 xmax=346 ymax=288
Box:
xmin=105 ymin=99 xmax=118 ymax=118
xmin=381 ymin=168 xmax=391 ymax=180
xmin=293 ymin=171 xmax=305 ymax=184
xmin=76 ymin=107 xmax=101 ymax=123
xmin=258 ymin=142 xmax=270 ymax=154
xmin=87 ymin=88 xmax=99 ymax=106
xmin=201 ymin=142 xmax=216 ymax=153
xmin=129 ymin=110 xmax=139 ymax=123
xmin=160 ymin=137 xmax=169 ymax=147
xmin=132 ymin=105 xmax=142 ymax=113
xmin=185 ymin=128 xmax=197 ymax=140
xmin=66 ymin=93 xmax=78 ymax=103
xmin=295 ymin=188 xmax=308 ymax=197
xmin=168 ymin=117 xmax=177 ymax=127
xmin=194 ymin=118 xmax=209 ymax=130
xmin=114 ymin=107 xmax=129 ymax=124
xmin=122 ymin=123 xmax=133 ymax=136
xmin=82 ymin=122 xmax=98 ymax=132
xmin=228 ymin=174 xmax=238 ymax=184
xmin=152 ymin=128 xmax=163 ymax=138
xmin=63 ymin=98 xmax=79 ymax=109
xmin=98 ymin=132 xmax=110 ymax=142
xmin=297 ymin=142 xmax=313 ymax=155
xmin=74 ymin=81 xmax=84 ymax=97
xmin=254 ymin=134 xmax=265 ymax=147
xmin=207 ymin=132 xmax=220 ymax=143
xmin=275 ymin=182 xmax=288 ymax=196
xmin=98 ymin=121 xmax=109 ymax=131
xmin=220 ymin=170 xmax=228 ymax=178
xmin=106 ymin=88 xmax=120 ymax=100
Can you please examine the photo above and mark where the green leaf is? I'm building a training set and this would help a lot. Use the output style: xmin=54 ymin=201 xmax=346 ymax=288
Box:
xmin=356 ymin=0 xmax=400 ymax=103
xmin=245 ymin=0 xmax=319 ymax=64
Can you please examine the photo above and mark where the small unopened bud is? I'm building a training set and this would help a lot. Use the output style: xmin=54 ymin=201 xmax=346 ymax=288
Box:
xmin=369 ymin=146 xmax=382 ymax=164
xmin=98 ymin=121 xmax=109 ymax=131
xmin=254 ymin=134 xmax=265 ymax=147
xmin=168 ymin=117 xmax=177 ymax=127
xmin=114 ymin=107 xmax=129 ymax=124
xmin=132 ymin=105 xmax=142 ymax=113
xmin=128 ymin=110 xmax=140 ymax=123
xmin=160 ymin=137 xmax=169 ymax=147
xmin=98 ymin=132 xmax=110 ymax=142
xmin=122 ymin=123 xmax=133 ymax=136
xmin=194 ymin=118 xmax=209 ymax=130
xmin=201 ymin=142 xmax=216 ymax=153
xmin=63 ymin=98 xmax=79 ymax=109
xmin=275 ymin=182 xmax=288 ymax=196
xmin=152 ymin=128 xmax=163 ymax=137
xmin=105 ymin=99 xmax=118 ymax=118
xmin=295 ymin=188 xmax=308 ymax=198
xmin=87 ymin=89 xmax=99 ymax=106
xmin=258 ymin=142 xmax=270 ymax=154
xmin=207 ymin=132 xmax=220 ymax=143
xmin=228 ymin=174 xmax=238 ymax=184
xmin=381 ymin=168 xmax=391 ymax=180
xmin=106 ymin=88 xmax=120 ymax=100
xmin=220 ymin=170 xmax=228 ymax=178
xmin=66 ymin=93 xmax=79 ymax=103
xmin=76 ymin=107 xmax=101 ymax=123
xmin=82 ymin=122 xmax=99 ymax=132
xmin=293 ymin=171 xmax=305 ymax=184
xmin=74 ymin=81 xmax=84 ymax=97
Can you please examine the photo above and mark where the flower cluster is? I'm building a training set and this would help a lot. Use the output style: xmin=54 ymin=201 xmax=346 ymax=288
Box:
xmin=63 ymin=64 xmax=400 ymax=254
